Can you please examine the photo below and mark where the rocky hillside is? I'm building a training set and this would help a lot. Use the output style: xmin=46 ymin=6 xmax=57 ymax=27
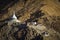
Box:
xmin=0 ymin=20 xmax=60 ymax=40
xmin=0 ymin=22 xmax=43 ymax=40
xmin=0 ymin=0 xmax=60 ymax=40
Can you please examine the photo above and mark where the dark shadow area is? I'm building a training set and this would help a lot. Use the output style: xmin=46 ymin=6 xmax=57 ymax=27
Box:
xmin=0 ymin=22 xmax=7 ymax=30
xmin=22 ymin=0 xmax=28 ymax=4
xmin=0 ymin=0 xmax=28 ymax=14
xmin=13 ymin=23 xmax=43 ymax=40
xmin=0 ymin=0 xmax=19 ymax=14
xmin=32 ymin=35 xmax=43 ymax=40
xmin=0 ymin=21 xmax=43 ymax=40
xmin=13 ymin=24 xmax=28 ymax=40
xmin=30 ymin=10 xmax=44 ymax=18
xmin=58 ymin=0 xmax=60 ymax=2
xmin=26 ymin=10 xmax=45 ymax=22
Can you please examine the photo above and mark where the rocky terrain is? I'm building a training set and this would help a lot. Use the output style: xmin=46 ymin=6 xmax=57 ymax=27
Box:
xmin=0 ymin=0 xmax=60 ymax=40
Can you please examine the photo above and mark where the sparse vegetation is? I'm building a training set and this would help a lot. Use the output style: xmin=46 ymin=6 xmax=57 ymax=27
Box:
xmin=0 ymin=0 xmax=60 ymax=40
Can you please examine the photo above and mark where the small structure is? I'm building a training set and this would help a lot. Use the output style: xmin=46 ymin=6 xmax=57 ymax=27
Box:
xmin=31 ymin=22 xmax=37 ymax=26
xmin=8 ymin=11 xmax=21 ymax=25
xmin=41 ymin=31 xmax=49 ymax=37
xmin=27 ymin=22 xmax=47 ymax=34
xmin=12 ymin=12 xmax=17 ymax=20
xmin=33 ymin=22 xmax=37 ymax=25
xmin=11 ymin=12 xmax=20 ymax=22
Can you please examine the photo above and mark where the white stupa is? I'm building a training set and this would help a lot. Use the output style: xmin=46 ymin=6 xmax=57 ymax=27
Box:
xmin=12 ymin=12 xmax=17 ymax=20
xmin=11 ymin=11 xmax=20 ymax=22
xmin=8 ymin=12 xmax=20 ymax=25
